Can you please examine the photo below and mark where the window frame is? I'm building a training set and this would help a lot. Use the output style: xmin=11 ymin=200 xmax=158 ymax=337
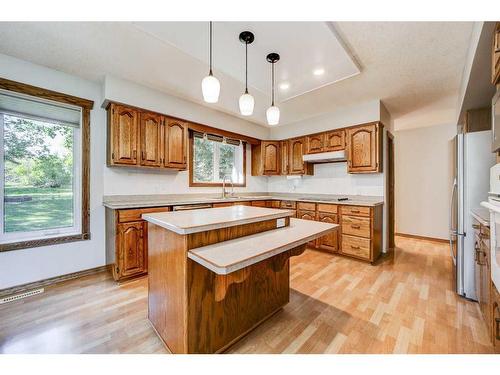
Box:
xmin=0 ymin=78 xmax=93 ymax=252
xmin=189 ymin=132 xmax=247 ymax=187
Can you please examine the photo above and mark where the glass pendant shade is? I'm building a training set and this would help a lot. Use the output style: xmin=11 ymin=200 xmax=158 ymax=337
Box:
xmin=266 ymin=105 xmax=280 ymax=125
xmin=202 ymin=74 xmax=220 ymax=103
xmin=239 ymin=92 xmax=254 ymax=116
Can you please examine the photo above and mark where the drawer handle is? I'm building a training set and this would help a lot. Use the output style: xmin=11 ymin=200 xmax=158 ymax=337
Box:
xmin=351 ymin=225 xmax=361 ymax=229
xmin=350 ymin=210 xmax=360 ymax=213
xmin=472 ymin=224 xmax=480 ymax=230
xmin=350 ymin=245 xmax=360 ymax=250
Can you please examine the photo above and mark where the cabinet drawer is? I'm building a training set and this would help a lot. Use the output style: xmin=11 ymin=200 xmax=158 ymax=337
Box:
xmin=280 ymin=200 xmax=297 ymax=209
xmin=267 ymin=200 xmax=281 ymax=208
xmin=341 ymin=235 xmax=371 ymax=259
xmin=212 ymin=202 xmax=233 ymax=208
xmin=317 ymin=203 xmax=338 ymax=214
xmin=251 ymin=200 xmax=267 ymax=207
xmin=234 ymin=201 xmax=252 ymax=206
xmin=118 ymin=206 xmax=170 ymax=223
xmin=341 ymin=205 xmax=371 ymax=217
xmin=341 ymin=215 xmax=371 ymax=238
xmin=297 ymin=202 xmax=316 ymax=211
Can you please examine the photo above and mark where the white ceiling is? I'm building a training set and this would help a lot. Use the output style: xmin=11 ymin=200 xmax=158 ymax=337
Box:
xmin=0 ymin=22 xmax=474 ymax=129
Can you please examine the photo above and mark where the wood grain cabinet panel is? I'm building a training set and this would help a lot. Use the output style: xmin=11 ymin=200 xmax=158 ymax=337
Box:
xmin=324 ymin=130 xmax=345 ymax=151
xmin=281 ymin=140 xmax=289 ymax=175
xmin=164 ymin=119 xmax=187 ymax=170
xmin=346 ymin=123 xmax=382 ymax=173
xmin=289 ymin=137 xmax=313 ymax=175
xmin=297 ymin=209 xmax=317 ymax=247
xmin=262 ymin=142 xmax=281 ymax=175
xmin=341 ymin=234 xmax=371 ymax=259
xmin=116 ymin=221 xmax=147 ymax=279
xmin=341 ymin=215 xmax=371 ymax=238
xmin=109 ymin=104 xmax=139 ymax=165
xmin=493 ymin=22 xmax=500 ymax=85
xmin=317 ymin=213 xmax=338 ymax=253
xmin=139 ymin=112 xmax=162 ymax=167
xmin=306 ymin=133 xmax=325 ymax=154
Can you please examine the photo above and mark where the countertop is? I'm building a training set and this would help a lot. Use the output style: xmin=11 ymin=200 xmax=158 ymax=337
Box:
xmin=471 ymin=207 xmax=490 ymax=227
xmin=188 ymin=218 xmax=338 ymax=274
xmin=103 ymin=192 xmax=384 ymax=210
xmin=142 ymin=205 xmax=294 ymax=235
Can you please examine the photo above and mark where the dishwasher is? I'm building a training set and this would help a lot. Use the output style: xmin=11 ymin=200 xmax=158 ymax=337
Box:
xmin=172 ymin=204 xmax=212 ymax=211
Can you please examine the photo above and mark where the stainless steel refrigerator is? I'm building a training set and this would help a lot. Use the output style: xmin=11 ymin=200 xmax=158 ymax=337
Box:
xmin=450 ymin=130 xmax=495 ymax=299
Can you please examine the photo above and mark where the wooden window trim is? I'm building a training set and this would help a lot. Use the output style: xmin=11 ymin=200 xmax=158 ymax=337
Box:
xmin=189 ymin=132 xmax=247 ymax=187
xmin=0 ymin=77 xmax=93 ymax=252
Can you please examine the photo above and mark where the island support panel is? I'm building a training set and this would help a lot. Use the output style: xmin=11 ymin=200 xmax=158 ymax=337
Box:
xmin=147 ymin=216 xmax=292 ymax=354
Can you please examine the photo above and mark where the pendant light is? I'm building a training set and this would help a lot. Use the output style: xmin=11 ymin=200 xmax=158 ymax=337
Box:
xmin=201 ymin=21 xmax=220 ymax=103
xmin=266 ymin=53 xmax=280 ymax=125
xmin=238 ymin=31 xmax=255 ymax=116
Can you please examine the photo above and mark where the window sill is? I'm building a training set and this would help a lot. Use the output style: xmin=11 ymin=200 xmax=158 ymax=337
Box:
xmin=0 ymin=233 xmax=90 ymax=252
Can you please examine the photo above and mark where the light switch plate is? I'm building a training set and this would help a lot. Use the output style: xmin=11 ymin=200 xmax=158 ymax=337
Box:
xmin=276 ymin=218 xmax=286 ymax=228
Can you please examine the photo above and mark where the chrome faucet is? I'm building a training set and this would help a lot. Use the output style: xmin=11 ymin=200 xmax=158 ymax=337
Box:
xmin=221 ymin=175 xmax=234 ymax=199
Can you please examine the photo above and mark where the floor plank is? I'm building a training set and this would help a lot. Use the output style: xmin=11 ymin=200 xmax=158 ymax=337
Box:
xmin=0 ymin=236 xmax=494 ymax=354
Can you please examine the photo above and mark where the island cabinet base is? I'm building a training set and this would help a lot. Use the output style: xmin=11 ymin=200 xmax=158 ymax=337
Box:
xmin=147 ymin=216 xmax=299 ymax=354
xmin=186 ymin=247 xmax=304 ymax=353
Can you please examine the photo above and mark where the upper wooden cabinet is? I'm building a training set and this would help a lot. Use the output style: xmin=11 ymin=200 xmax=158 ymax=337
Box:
xmin=306 ymin=133 xmax=325 ymax=154
xmin=139 ymin=112 xmax=162 ymax=167
xmin=289 ymin=137 xmax=313 ymax=175
xmin=346 ymin=123 xmax=382 ymax=173
xmin=108 ymin=103 xmax=139 ymax=166
xmin=164 ymin=119 xmax=187 ymax=170
xmin=324 ymin=130 xmax=345 ymax=151
xmin=492 ymin=22 xmax=500 ymax=85
xmin=251 ymin=141 xmax=281 ymax=176
xmin=107 ymin=103 xmax=187 ymax=171
xmin=280 ymin=140 xmax=289 ymax=175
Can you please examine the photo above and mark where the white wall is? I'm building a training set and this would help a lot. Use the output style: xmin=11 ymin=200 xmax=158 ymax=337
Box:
xmin=395 ymin=123 xmax=456 ymax=239
xmin=0 ymin=53 xmax=106 ymax=289
xmin=102 ymin=76 xmax=268 ymax=196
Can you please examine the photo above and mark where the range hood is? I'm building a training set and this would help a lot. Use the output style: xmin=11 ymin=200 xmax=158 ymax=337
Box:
xmin=302 ymin=150 xmax=347 ymax=163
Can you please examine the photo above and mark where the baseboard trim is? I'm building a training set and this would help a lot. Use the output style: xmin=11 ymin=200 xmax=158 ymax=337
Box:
xmin=395 ymin=232 xmax=448 ymax=244
xmin=0 ymin=265 xmax=111 ymax=298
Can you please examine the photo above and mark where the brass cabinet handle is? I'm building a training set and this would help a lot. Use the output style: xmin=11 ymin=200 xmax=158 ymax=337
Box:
xmin=351 ymin=224 xmax=361 ymax=229
xmin=350 ymin=245 xmax=360 ymax=250
xmin=351 ymin=210 xmax=360 ymax=213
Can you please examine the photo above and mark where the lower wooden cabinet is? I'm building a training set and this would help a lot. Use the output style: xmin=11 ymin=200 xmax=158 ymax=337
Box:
xmin=317 ymin=212 xmax=339 ymax=253
xmin=116 ymin=221 xmax=147 ymax=280
xmin=106 ymin=206 xmax=170 ymax=281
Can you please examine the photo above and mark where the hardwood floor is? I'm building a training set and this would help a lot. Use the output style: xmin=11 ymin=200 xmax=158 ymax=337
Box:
xmin=0 ymin=236 xmax=494 ymax=354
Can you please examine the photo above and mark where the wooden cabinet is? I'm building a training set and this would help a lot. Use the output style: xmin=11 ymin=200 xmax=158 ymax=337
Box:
xmin=339 ymin=205 xmax=382 ymax=263
xmin=139 ymin=112 xmax=162 ymax=167
xmin=306 ymin=133 xmax=325 ymax=154
xmin=108 ymin=103 xmax=139 ymax=166
xmin=106 ymin=206 xmax=170 ymax=281
xmin=324 ymin=130 xmax=345 ymax=151
xmin=493 ymin=286 xmax=500 ymax=352
xmin=164 ymin=119 xmax=187 ymax=170
xmin=346 ymin=123 xmax=382 ymax=173
xmin=297 ymin=208 xmax=317 ymax=247
xmin=493 ymin=22 xmax=500 ymax=85
xmin=251 ymin=141 xmax=281 ymax=176
xmin=317 ymin=212 xmax=338 ymax=253
xmin=280 ymin=140 xmax=289 ymax=175
xmin=289 ymin=137 xmax=313 ymax=175
xmin=116 ymin=221 xmax=147 ymax=279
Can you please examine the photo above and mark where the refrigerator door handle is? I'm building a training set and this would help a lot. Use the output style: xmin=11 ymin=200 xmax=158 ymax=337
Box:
xmin=449 ymin=177 xmax=457 ymax=265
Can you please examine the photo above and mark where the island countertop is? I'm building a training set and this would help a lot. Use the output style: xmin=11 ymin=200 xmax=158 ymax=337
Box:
xmin=142 ymin=205 xmax=294 ymax=235
xmin=188 ymin=218 xmax=338 ymax=275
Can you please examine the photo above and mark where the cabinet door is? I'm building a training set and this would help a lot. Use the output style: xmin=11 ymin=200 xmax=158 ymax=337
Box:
xmin=110 ymin=104 xmax=139 ymax=165
xmin=306 ymin=133 xmax=324 ymax=154
xmin=346 ymin=123 xmax=380 ymax=173
xmin=116 ymin=221 xmax=147 ymax=279
xmin=317 ymin=213 xmax=338 ymax=252
xmin=289 ymin=137 xmax=307 ymax=175
xmin=324 ymin=130 xmax=345 ymax=151
xmin=164 ymin=119 xmax=187 ymax=169
xmin=493 ymin=22 xmax=500 ymax=85
xmin=262 ymin=141 xmax=281 ymax=175
xmin=281 ymin=140 xmax=289 ymax=175
xmin=297 ymin=210 xmax=317 ymax=247
xmin=139 ymin=112 xmax=162 ymax=167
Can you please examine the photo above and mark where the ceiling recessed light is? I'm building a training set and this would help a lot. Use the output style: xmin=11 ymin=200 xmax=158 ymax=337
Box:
xmin=313 ymin=68 xmax=325 ymax=76
xmin=279 ymin=82 xmax=290 ymax=90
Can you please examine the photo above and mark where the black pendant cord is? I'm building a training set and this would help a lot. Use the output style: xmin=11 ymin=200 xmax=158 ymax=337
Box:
xmin=209 ymin=21 xmax=213 ymax=76
xmin=245 ymin=42 xmax=248 ymax=94
xmin=271 ymin=62 xmax=275 ymax=106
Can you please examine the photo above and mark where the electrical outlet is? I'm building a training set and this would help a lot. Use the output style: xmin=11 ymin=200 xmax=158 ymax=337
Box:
xmin=276 ymin=218 xmax=286 ymax=228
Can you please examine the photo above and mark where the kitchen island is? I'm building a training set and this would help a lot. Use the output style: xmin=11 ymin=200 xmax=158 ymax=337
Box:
xmin=142 ymin=205 xmax=337 ymax=354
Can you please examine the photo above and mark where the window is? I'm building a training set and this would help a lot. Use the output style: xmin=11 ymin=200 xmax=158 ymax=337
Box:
xmin=0 ymin=80 xmax=92 ymax=251
xmin=190 ymin=132 xmax=246 ymax=186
